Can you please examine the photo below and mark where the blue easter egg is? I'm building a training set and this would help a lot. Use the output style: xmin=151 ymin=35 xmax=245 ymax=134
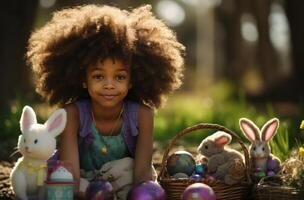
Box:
xmin=166 ymin=151 xmax=196 ymax=176
xmin=190 ymin=174 xmax=202 ymax=179
xmin=195 ymin=164 xmax=205 ymax=175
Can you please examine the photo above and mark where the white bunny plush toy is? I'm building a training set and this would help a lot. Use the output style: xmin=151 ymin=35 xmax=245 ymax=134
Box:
xmin=197 ymin=131 xmax=246 ymax=185
xmin=239 ymin=118 xmax=281 ymax=178
xmin=10 ymin=106 xmax=67 ymax=200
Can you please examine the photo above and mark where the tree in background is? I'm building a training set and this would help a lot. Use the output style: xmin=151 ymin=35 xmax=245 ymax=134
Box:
xmin=215 ymin=0 xmax=304 ymax=101
xmin=0 ymin=1 xmax=38 ymax=113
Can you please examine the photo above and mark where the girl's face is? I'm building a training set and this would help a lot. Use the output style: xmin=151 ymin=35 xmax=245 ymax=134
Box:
xmin=85 ymin=58 xmax=131 ymax=109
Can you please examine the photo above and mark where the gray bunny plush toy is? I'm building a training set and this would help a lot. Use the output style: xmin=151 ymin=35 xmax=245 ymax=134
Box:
xmin=197 ymin=131 xmax=246 ymax=185
xmin=239 ymin=118 xmax=281 ymax=179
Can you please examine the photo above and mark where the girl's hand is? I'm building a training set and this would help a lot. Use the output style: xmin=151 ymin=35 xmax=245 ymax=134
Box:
xmin=100 ymin=157 xmax=134 ymax=191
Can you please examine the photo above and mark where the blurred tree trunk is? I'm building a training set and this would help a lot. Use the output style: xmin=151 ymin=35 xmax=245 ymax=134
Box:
xmin=285 ymin=0 xmax=304 ymax=98
xmin=0 ymin=1 xmax=38 ymax=112
xmin=216 ymin=0 xmax=249 ymax=81
xmin=251 ymin=0 xmax=277 ymax=85
xmin=217 ymin=0 xmax=277 ymax=88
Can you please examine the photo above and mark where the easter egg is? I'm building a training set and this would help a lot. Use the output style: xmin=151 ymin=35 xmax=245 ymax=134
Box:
xmin=166 ymin=151 xmax=196 ymax=176
xmin=267 ymin=158 xmax=280 ymax=173
xmin=190 ymin=174 xmax=202 ymax=179
xmin=127 ymin=181 xmax=165 ymax=200
xmin=255 ymin=167 xmax=262 ymax=172
xmin=206 ymin=174 xmax=216 ymax=181
xmin=267 ymin=170 xmax=276 ymax=177
xmin=85 ymin=180 xmax=114 ymax=200
xmin=255 ymin=171 xmax=266 ymax=178
xmin=173 ymin=173 xmax=189 ymax=179
xmin=181 ymin=183 xmax=216 ymax=200
xmin=195 ymin=164 xmax=205 ymax=176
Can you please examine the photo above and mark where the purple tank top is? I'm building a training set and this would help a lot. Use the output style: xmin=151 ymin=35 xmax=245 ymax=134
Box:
xmin=76 ymin=99 xmax=139 ymax=157
xmin=48 ymin=99 xmax=139 ymax=164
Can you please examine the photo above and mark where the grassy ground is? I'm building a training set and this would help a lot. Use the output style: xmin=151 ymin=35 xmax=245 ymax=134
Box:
xmin=0 ymin=81 xmax=303 ymax=199
xmin=1 ymin=81 xmax=303 ymax=162
xmin=154 ymin=81 xmax=304 ymax=161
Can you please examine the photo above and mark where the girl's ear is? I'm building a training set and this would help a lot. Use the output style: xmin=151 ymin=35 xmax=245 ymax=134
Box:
xmin=20 ymin=106 xmax=37 ymax=133
xmin=128 ymin=83 xmax=132 ymax=89
xmin=214 ymin=132 xmax=231 ymax=147
xmin=45 ymin=109 xmax=67 ymax=137
xmin=82 ymin=82 xmax=87 ymax=88
xmin=239 ymin=118 xmax=261 ymax=142
xmin=261 ymin=118 xmax=279 ymax=142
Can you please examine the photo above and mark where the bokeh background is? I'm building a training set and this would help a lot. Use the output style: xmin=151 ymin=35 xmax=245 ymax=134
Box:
xmin=1 ymin=0 xmax=304 ymax=162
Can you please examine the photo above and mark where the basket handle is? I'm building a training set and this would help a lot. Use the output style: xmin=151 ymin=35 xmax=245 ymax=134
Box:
xmin=157 ymin=123 xmax=252 ymax=184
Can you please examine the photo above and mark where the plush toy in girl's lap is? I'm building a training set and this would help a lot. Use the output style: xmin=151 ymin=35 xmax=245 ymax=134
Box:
xmin=10 ymin=106 xmax=66 ymax=200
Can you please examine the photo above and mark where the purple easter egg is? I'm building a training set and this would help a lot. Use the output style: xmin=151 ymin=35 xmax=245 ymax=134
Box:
xmin=85 ymin=180 xmax=114 ymax=200
xmin=267 ymin=170 xmax=276 ymax=177
xmin=267 ymin=158 xmax=280 ymax=172
xmin=190 ymin=174 xmax=202 ymax=179
xmin=127 ymin=181 xmax=166 ymax=200
xmin=255 ymin=167 xmax=262 ymax=172
xmin=181 ymin=183 xmax=216 ymax=200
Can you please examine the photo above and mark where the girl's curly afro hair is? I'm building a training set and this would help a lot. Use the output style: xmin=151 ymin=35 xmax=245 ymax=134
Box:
xmin=27 ymin=4 xmax=185 ymax=108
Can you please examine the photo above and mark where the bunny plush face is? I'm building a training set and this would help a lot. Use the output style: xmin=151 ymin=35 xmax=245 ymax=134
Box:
xmin=239 ymin=118 xmax=279 ymax=160
xmin=198 ymin=131 xmax=232 ymax=158
xmin=18 ymin=106 xmax=67 ymax=161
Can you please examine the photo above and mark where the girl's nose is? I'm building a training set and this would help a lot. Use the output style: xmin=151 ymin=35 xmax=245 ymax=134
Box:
xmin=103 ymin=78 xmax=115 ymax=89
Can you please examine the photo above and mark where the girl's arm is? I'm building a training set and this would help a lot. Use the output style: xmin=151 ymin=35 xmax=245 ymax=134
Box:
xmin=58 ymin=104 xmax=81 ymax=191
xmin=134 ymin=105 xmax=154 ymax=184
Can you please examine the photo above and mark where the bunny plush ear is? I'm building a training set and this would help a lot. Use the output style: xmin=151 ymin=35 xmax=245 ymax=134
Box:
xmin=261 ymin=118 xmax=279 ymax=142
xmin=44 ymin=109 xmax=67 ymax=137
xmin=239 ymin=118 xmax=261 ymax=142
xmin=213 ymin=131 xmax=232 ymax=147
xmin=20 ymin=106 xmax=37 ymax=133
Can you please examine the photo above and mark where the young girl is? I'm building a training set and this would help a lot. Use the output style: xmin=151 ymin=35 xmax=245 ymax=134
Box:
xmin=27 ymin=4 xmax=184 ymax=198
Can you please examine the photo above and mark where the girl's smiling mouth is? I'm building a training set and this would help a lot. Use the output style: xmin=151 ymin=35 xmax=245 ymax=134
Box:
xmin=101 ymin=94 xmax=118 ymax=100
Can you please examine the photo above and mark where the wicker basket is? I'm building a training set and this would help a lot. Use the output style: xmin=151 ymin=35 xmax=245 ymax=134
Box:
xmin=157 ymin=123 xmax=253 ymax=200
xmin=255 ymin=176 xmax=304 ymax=200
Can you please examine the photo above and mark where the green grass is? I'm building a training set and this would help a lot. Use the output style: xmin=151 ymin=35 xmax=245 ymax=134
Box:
xmin=154 ymin=81 xmax=303 ymax=161
xmin=0 ymin=94 xmax=45 ymax=139
xmin=1 ymin=81 xmax=303 ymax=162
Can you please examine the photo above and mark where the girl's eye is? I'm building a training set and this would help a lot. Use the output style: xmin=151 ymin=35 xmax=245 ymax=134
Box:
xmin=34 ymin=139 xmax=38 ymax=144
xmin=115 ymin=75 xmax=126 ymax=81
xmin=92 ymin=74 xmax=103 ymax=80
xmin=205 ymin=145 xmax=208 ymax=150
xmin=253 ymin=146 xmax=256 ymax=151
xmin=262 ymin=147 xmax=265 ymax=151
